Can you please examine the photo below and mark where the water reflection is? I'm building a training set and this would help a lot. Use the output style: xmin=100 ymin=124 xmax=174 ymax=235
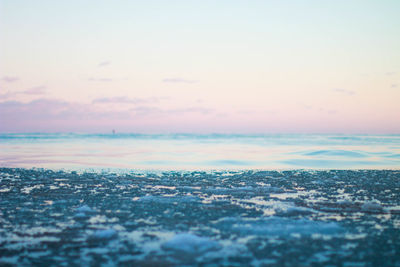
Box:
xmin=0 ymin=133 xmax=399 ymax=170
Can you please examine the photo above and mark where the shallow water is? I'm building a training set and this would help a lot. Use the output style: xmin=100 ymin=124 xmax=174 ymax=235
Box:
xmin=1 ymin=133 xmax=399 ymax=170
xmin=0 ymin=168 xmax=399 ymax=266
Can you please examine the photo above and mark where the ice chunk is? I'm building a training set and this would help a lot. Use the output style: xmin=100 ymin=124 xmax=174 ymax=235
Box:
xmin=162 ymin=233 xmax=221 ymax=254
xmin=138 ymin=195 xmax=199 ymax=203
xmin=74 ymin=212 xmax=87 ymax=218
xmin=216 ymin=217 xmax=342 ymax=237
xmin=361 ymin=201 xmax=383 ymax=212
xmin=76 ymin=205 xmax=93 ymax=213
xmin=337 ymin=199 xmax=353 ymax=206
xmin=276 ymin=206 xmax=315 ymax=216
xmin=89 ymin=229 xmax=117 ymax=240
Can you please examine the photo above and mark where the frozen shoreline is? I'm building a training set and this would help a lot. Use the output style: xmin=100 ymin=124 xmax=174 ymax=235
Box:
xmin=1 ymin=168 xmax=399 ymax=266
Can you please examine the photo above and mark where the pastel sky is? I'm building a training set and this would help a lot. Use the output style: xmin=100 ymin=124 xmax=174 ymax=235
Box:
xmin=1 ymin=0 xmax=399 ymax=133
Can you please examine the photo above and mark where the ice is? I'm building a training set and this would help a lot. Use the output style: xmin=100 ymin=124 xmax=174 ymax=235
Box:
xmin=216 ymin=217 xmax=342 ymax=237
xmin=361 ymin=201 xmax=383 ymax=212
xmin=138 ymin=195 xmax=199 ymax=203
xmin=0 ymin=187 xmax=11 ymax=193
xmin=337 ymin=199 xmax=353 ymax=205
xmin=89 ymin=229 xmax=117 ymax=240
xmin=76 ymin=205 xmax=94 ymax=213
xmin=1 ymin=168 xmax=400 ymax=266
xmin=162 ymin=233 xmax=221 ymax=254
xmin=74 ymin=212 xmax=87 ymax=218
xmin=0 ymin=256 xmax=19 ymax=265
xmin=205 ymin=186 xmax=284 ymax=195
xmin=276 ymin=206 xmax=315 ymax=216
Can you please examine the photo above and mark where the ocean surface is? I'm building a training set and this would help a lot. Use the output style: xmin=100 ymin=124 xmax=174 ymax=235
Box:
xmin=1 ymin=134 xmax=400 ymax=266
xmin=0 ymin=133 xmax=399 ymax=171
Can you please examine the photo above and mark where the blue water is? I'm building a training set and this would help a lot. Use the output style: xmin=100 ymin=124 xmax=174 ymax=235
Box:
xmin=0 ymin=133 xmax=399 ymax=170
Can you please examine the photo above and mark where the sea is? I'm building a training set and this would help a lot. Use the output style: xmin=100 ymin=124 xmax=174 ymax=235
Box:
xmin=1 ymin=133 xmax=400 ymax=266
xmin=0 ymin=133 xmax=399 ymax=171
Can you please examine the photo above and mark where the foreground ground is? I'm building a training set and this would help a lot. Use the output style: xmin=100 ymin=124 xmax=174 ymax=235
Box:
xmin=0 ymin=168 xmax=399 ymax=266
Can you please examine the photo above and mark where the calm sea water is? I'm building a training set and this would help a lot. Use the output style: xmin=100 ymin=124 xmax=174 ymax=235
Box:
xmin=0 ymin=133 xmax=399 ymax=170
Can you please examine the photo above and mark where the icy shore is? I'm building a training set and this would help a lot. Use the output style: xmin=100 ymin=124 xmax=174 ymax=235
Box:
xmin=0 ymin=168 xmax=399 ymax=266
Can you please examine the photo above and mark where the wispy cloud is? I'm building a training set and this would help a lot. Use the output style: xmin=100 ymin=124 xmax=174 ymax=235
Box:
xmin=93 ymin=96 xmax=137 ymax=104
xmin=332 ymin=88 xmax=355 ymax=95
xmin=167 ymin=107 xmax=212 ymax=115
xmin=23 ymin=86 xmax=46 ymax=95
xmin=0 ymin=85 xmax=46 ymax=99
xmin=0 ymin=91 xmax=16 ymax=100
xmin=0 ymin=99 xmax=213 ymax=132
xmin=89 ymin=77 xmax=113 ymax=82
xmin=1 ymin=76 xmax=19 ymax=83
xmin=318 ymin=107 xmax=337 ymax=114
xmin=386 ymin=72 xmax=396 ymax=76
xmin=92 ymin=96 xmax=166 ymax=104
xmin=130 ymin=106 xmax=213 ymax=116
xmin=163 ymin=78 xmax=197 ymax=84
xmin=391 ymin=84 xmax=398 ymax=88
xmin=130 ymin=106 xmax=162 ymax=115
xmin=98 ymin=61 xmax=111 ymax=67
xmin=0 ymin=99 xmax=128 ymax=123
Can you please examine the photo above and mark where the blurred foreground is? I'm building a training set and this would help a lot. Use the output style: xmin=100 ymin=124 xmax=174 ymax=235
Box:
xmin=0 ymin=168 xmax=399 ymax=266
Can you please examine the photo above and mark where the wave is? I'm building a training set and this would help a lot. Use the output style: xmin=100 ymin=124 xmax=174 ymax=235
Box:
xmin=302 ymin=150 xmax=368 ymax=158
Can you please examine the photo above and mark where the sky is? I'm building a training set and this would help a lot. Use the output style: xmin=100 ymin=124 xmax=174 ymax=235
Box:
xmin=0 ymin=0 xmax=399 ymax=133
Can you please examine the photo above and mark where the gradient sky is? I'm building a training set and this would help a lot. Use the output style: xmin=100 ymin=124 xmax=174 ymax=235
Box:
xmin=1 ymin=0 xmax=399 ymax=133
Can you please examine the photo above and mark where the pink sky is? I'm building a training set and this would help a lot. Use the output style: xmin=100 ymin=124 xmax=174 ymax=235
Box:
xmin=1 ymin=1 xmax=399 ymax=133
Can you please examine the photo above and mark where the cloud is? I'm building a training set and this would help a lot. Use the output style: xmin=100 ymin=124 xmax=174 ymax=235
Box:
xmin=391 ymin=84 xmax=398 ymax=88
xmin=23 ymin=86 xmax=46 ymax=95
xmin=130 ymin=106 xmax=162 ymax=115
xmin=93 ymin=96 xmax=211 ymax=115
xmin=0 ymin=91 xmax=16 ymax=100
xmin=386 ymin=72 xmax=396 ymax=76
xmin=89 ymin=77 xmax=113 ymax=82
xmin=93 ymin=96 xmax=137 ymax=104
xmin=130 ymin=106 xmax=213 ymax=116
xmin=0 ymin=98 xmax=213 ymax=132
xmin=332 ymin=88 xmax=355 ymax=95
xmin=0 ymin=86 xmax=46 ymax=100
xmin=1 ymin=76 xmax=19 ymax=83
xmin=167 ymin=107 xmax=212 ymax=115
xmin=0 ymin=99 xmax=71 ymax=119
xmin=163 ymin=78 xmax=197 ymax=84
xmin=318 ymin=107 xmax=337 ymax=114
xmin=98 ymin=61 xmax=111 ymax=67
xmin=0 ymin=99 xmax=131 ymax=131
xmin=92 ymin=96 xmax=166 ymax=104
